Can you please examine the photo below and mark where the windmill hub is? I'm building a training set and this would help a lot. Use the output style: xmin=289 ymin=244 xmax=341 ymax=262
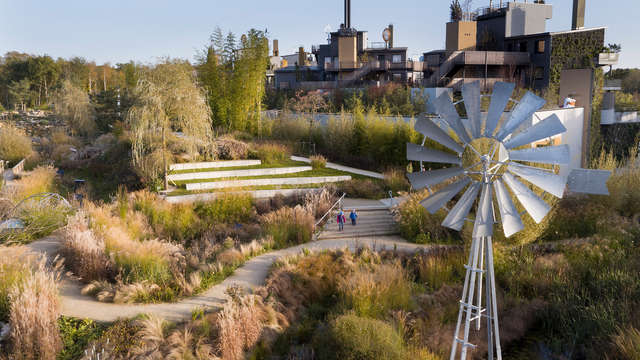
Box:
xmin=481 ymin=154 xmax=491 ymax=166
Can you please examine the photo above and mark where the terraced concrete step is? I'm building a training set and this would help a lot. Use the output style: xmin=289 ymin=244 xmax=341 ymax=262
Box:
xmin=186 ymin=175 xmax=352 ymax=191
xmin=170 ymin=160 xmax=261 ymax=171
xmin=169 ymin=166 xmax=311 ymax=182
xmin=319 ymin=230 xmax=400 ymax=240
xmin=321 ymin=224 xmax=398 ymax=235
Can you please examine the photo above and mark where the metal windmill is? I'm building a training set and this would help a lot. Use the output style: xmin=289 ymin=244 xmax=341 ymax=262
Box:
xmin=406 ymin=81 xmax=611 ymax=360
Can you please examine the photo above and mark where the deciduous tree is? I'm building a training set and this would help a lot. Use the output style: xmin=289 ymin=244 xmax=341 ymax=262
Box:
xmin=127 ymin=59 xmax=212 ymax=189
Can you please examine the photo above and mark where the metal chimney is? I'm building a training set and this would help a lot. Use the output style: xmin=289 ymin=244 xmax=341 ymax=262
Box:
xmin=273 ymin=39 xmax=279 ymax=57
xmin=388 ymin=24 xmax=394 ymax=48
xmin=572 ymin=0 xmax=585 ymax=30
xmin=344 ymin=0 xmax=351 ymax=29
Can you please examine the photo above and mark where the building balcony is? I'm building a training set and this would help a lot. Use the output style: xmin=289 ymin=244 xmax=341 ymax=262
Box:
xmin=598 ymin=53 xmax=620 ymax=66
xmin=423 ymin=51 xmax=531 ymax=68
xmin=324 ymin=61 xmax=361 ymax=71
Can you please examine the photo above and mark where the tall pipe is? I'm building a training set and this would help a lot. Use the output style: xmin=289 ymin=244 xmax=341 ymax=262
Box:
xmin=344 ymin=0 xmax=348 ymax=28
xmin=572 ymin=0 xmax=585 ymax=30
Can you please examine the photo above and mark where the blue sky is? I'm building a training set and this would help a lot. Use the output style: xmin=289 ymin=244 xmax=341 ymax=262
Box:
xmin=1 ymin=0 xmax=638 ymax=68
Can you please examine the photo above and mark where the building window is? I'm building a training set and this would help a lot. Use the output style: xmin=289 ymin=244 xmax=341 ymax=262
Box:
xmin=393 ymin=73 xmax=402 ymax=81
xmin=536 ymin=40 xmax=545 ymax=53
xmin=520 ymin=41 xmax=528 ymax=52
xmin=534 ymin=67 xmax=545 ymax=80
xmin=392 ymin=54 xmax=402 ymax=63
xmin=507 ymin=43 xmax=513 ymax=52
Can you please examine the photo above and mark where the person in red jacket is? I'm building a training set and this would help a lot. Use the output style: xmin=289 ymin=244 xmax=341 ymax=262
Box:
xmin=337 ymin=210 xmax=345 ymax=231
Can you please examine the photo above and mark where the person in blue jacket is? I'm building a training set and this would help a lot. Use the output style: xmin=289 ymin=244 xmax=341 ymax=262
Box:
xmin=349 ymin=209 xmax=358 ymax=226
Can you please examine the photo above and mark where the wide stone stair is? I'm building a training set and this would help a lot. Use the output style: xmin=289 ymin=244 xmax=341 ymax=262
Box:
xmin=318 ymin=206 xmax=399 ymax=240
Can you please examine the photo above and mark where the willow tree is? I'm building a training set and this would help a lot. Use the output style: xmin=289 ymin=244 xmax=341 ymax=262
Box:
xmin=54 ymin=79 xmax=96 ymax=136
xmin=127 ymin=59 xmax=212 ymax=189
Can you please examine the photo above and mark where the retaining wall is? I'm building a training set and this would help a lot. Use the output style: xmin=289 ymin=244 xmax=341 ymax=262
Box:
xmin=168 ymin=166 xmax=312 ymax=182
xmin=164 ymin=188 xmax=319 ymax=203
xmin=185 ymin=175 xmax=351 ymax=191
xmin=169 ymin=160 xmax=261 ymax=171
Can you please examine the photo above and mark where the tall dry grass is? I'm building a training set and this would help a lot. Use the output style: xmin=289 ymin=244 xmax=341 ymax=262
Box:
xmin=129 ymin=295 xmax=267 ymax=360
xmin=610 ymin=326 xmax=640 ymax=359
xmin=0 ymin=123 xmax=32 ymax=166
xmin=132 ymin=190 xmax=201 ymax=242
xmin=309 ymin=154 xmax=327 ymax=169
xmin=252 ymin=142 xmax=290 ymax=165
xmin=303 ymin=187 xmax=336 ymax=219
xmin=216 ymin=296 xmax=264 ymax=360
xmin=338 ymin=262 xmax=412 ymax=318
xmin=59 ymin=212 xmax=113 ymax=281
xmin=6 ymin=165 xmax=57 ymax=203
xmin=260 ymin=205 xmax=314 ymax=248
xmin=0 ymin=246 xmax=62 ymax=359
xmin=383 ymin=168 xmax=410 ymax=194
xmin=8 ymin=266 xmax=62 ymax=360
xmin=594 ymin=147 xmax=640 ymax=217
xmin=396 ymin=190 xmax=453 ymax=244
xmin=59 ymin=202 xmax=192 ymax=303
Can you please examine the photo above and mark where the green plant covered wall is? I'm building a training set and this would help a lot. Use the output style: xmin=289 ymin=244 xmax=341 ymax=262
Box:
xmin=549 ymin=28 xmax=605 ymax=87
xmin=549 ymin=28 xmax=605 ymax=162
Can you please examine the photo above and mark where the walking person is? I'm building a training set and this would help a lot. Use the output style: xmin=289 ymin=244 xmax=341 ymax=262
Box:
xmin=337 ymin=210 xmax=345 ymax=231
xmin=349 ymin=209 xmax=358 ymax=226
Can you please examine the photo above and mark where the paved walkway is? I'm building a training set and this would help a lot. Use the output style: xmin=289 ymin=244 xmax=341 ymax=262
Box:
xmin=291 ymin=156 xmax=385 ymax=179
xmin=27 ymin=234 xmax=432 ymax=322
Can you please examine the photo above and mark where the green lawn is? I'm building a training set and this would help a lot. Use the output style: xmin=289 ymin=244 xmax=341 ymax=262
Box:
xmin=171 ymin=167 xmax=371 ymax=186
xmin=170 ymin=159 xmax=304 ymax=174
xmin=166 ymin=183 xmax=331 ymax=196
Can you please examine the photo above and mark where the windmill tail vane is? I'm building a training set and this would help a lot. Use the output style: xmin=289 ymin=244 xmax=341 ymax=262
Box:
xmin=406 ymin=81 xmax=611 ymax=360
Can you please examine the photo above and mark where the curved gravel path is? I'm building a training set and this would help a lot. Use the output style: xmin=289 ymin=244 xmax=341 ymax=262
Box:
xmin=27 ymin=234 xmax=435 ymax=322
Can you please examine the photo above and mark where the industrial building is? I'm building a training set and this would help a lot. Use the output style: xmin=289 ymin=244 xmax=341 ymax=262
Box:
xmin=423 ymin=0 xmax=613 ymax=93
xmin=273 ymin=0 xmax=421 ymax=90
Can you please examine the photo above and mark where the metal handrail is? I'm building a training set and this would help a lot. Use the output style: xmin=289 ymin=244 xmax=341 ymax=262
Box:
xmin=315 ymin=192 xmax=346 ymax=228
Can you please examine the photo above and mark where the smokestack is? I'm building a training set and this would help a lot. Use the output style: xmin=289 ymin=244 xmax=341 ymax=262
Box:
xmin=298 ymin=47 xmax=305 ymax=66
xmin=388 ymin=24 xmax=394 ymax=48
xmin=273 ymin=39 xmax=279 ymax=57
xmin=572 ymin=0 xmax=585 ymax=30
xmin=344 ymin=0 xmax=351 ymax=29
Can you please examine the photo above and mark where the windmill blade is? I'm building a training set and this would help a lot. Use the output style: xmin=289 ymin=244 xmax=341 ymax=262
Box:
xmin=407 ymin=143 xmax=461 ymax=165
xmin=434 ymin=92 xmax=472 ymax=144
xmin=508 ymin=163 xmax=568 ymax=198
xmin=415 ymin=117 xmax=465 ymax=154
xmin=407 ymin=166 xmax=464 ymax=189
xmin=472 ymin=183 xmax=494 ymax=238
xmin=502 ymin=172 xmax=551 ymax=223
xmin=420 ymin=178 xmax=471 ymax=214
xmin=567 ymin=168 xmax=611 ymax=195
xmin=442 ymin=182 xmax=481 ymax=231
xmin=493 ymin=179 xmax=524 ymax=237
xmin=485 ymin=82 xmax=515 ymax=137
xmin=503 ymin=114 xmax=567 ymax=149
xmin=508 ymin=144 xmax=570 ymax=165
xmin=461 ymin=81 xmax=482 ymax=139
xmin=495 ymin=92 xmax=546 ymax=142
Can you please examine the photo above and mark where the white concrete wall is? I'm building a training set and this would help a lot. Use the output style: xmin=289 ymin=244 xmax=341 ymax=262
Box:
xmin=168 ymin=166 xmax=311 ymax=182
xmin=169 ymin=160 xmax=261 ymax=171
xmin=164 ymin=188 xmax=320 ymax=204
xmin=530 ymin=107 xmax=584 ymax=176
xmin=186 ymin=176 xmax=351 ymax=191
xmin=291 ymin=156 xmax=384 ymax=179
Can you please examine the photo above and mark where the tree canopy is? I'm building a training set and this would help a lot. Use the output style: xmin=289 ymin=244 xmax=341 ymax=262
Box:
xmin=197 ymin=27 xmax=269 ymax=134
xmin=127 ymin=59 xmax=213 ymax=187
